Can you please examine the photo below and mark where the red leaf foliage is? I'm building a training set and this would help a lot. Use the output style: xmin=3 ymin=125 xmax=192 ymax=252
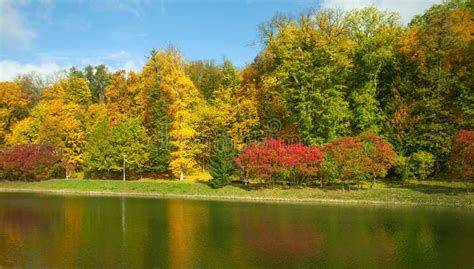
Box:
xmin=449 ymin=130 xmax=474 ymax=182
xmin=236 ymin=138 xmax=324 ymax=183
xmin=0 ymin=144 xmax=63 ymax=181
xmin=324 ymin=133 xmax=396 ymax=181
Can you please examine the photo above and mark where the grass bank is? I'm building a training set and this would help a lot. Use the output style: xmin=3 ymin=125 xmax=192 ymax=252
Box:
xmin=0 ymin=179 xmax=472 ymax=207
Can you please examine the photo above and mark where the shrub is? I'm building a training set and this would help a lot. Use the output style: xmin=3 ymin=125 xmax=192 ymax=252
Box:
xmin=358 ymin=133 xmax=397 ymax=187
xmin=449 ymin=130 xmax=474 ymax=192
xmin=323 ymin=134 xmax=397 ymax=190
xmin=235 ymin=138 xmax=323 ymax=185
xmin=0 ymin=143 xmax=63 ymax=181
xmin=317 ymin=158 xmax=337 ymax=188
xmin=408 ymin=151 xmax=435 ymax=180
xmin=393 ymin=155 xmax=410 ymax=180
xmin=324 ymin=137 xmax=367 ymax=190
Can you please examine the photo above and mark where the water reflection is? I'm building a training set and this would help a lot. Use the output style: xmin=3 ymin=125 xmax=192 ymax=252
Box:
xmin=0 ymin=193 xmax=473 ymax=268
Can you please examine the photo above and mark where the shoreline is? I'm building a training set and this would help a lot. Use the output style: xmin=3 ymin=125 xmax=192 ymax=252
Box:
xmin=0 ymin=184 xmax=471 ymax=208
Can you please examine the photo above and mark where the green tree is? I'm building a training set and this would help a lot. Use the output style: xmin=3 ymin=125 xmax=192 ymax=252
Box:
xmin=258 ymin=9 xmax=353 ymax=144
xmin=209 ymin=134 xmax=235 ymax=188
xmin=85 ymin=117 xmax=149 ymax=178
xmin=110 ymin=118 xmax=150 ymax=176
xmin=64 ymin=77 xmax=92 ymax=106
xmin=84 ymin=64 xmax=113 ymax=103
xmin=84 ymin=117 xmax=114 ymax=175
xmin=345 ymin=7 xmax=402 ymax=134
xmin=185 ymin=60 xmax=223 ymax=102
xmin=147 ymin=80 xmax=172 ymax=173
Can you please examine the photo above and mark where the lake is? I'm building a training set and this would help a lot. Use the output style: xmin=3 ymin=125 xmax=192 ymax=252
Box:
xmin=0 ymin=192 xmax=473 ymax=268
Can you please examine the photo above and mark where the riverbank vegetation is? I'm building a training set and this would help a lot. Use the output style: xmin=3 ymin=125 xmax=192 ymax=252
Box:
xmin=0 ymin=1 xmax=473 ymax=194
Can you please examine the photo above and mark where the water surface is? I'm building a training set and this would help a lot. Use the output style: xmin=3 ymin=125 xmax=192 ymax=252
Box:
xmin=0 ymin=192 xmax=472 ymax=268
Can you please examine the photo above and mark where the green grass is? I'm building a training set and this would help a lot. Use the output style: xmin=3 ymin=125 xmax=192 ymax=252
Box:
xmin=0 ymin=178 xmax=472 ymax=207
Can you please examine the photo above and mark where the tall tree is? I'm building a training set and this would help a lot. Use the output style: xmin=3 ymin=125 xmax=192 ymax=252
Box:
xmin=0 ymin=82 xmax=29 ymax=144
xmin=147 ymin=80 xmax=172 ymax=173
xmin=209 ymin=134 xmax=235 ymax=188
xmin=105 ymin=71 xmax=141 ymax=123
xmin=84 ymin=64 xmax=112 ymax=103
xmin=185 ymin=60 xmax=223 ymax=102
xmin=143 ymin=48 xmax=203 ymax=180
xmin=345 ymin=7 xmax=402 ymax=134
xmin=257 ymin=9 xmax=353 ymax=144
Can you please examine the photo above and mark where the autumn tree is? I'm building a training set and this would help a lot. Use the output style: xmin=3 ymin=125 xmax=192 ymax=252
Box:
xmin=142 ymin=48 xmax=203 ymax=180
xmin=324 ymin=134 xmax=396 ymax=190
xmin=389 ymin=0 xmax=474 ymax=173
xmin=105 ymin=70 xmax=142 ymax=123
xmin=0 ymin=82 xmax=29 ymax=144
xmin=358 ymin=133 xmax=397 ymax=188
xmin=323 ymin=137 xmax=367 ymax=190
xmin=219 ymin=64 xmax=260 ymax=150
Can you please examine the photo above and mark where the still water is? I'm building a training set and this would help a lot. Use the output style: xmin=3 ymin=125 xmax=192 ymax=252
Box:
xmin=0 ymin=192 xmax=473 ymax=268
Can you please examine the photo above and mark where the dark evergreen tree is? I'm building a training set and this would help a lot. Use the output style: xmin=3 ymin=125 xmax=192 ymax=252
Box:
xmin=148 ymin=80 xmax=172 ymax=173
xmin=209 ymin=134 xmax=235 ymax=188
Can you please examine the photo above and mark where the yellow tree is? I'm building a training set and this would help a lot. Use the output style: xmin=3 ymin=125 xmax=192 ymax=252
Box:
xmin=216 ymin=65 xmax=260 ymax=150
xmin=0 ymin=82 xmax=29 ymax=144
xmin=6 ymin=117 xmax=39 ymax=144
xmin=35 ymin=100 xmax=87 ymax=171
xmin=151 ymin=48 xmax=203 ymax=180
xmin=8 ymin=77 xmax=90 ymax=175
xmin=105 ymin=70 xmax=142 ymax=124
xmin=42 ymin=77 xmax=92 ymax=106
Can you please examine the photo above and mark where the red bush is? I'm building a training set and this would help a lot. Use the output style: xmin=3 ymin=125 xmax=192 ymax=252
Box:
xmin=324 ymin=134 xmax=396 ymax=189
xmin=236 ymin=138 xmax=323 ymax=184
xmin=358 ymin=133 xmax=397 ymax=178
xmin=0 ymin=144 xmax=63 ymax=181
xmin=449 ymin=130 xmax=474 ymax=185
xmin=324 ymin=137 xmax=367 ymax=185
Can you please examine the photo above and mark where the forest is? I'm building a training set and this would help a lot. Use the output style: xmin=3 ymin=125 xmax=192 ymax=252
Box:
xmin=0 ymin=1 xmax=473 ymax=190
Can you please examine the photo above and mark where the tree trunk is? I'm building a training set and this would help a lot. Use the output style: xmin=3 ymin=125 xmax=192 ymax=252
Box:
xmin=371 ymin=177 xmax=376 ymax=189
xmin=180 ymin=170 xmax=184 ymax=181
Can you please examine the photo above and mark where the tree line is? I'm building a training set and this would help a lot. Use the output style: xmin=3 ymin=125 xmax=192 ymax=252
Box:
xmin=0 ymin=1 xmax=472 ymax=189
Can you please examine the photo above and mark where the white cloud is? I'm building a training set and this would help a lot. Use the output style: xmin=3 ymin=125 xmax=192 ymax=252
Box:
xmin=0 ymin=49 xmax=144 ymax=81
xmin=120 ymin=60 xmax=141 ymax=72
xmin=320 ymin=0 xmax=442 ymax=24
xmin=0 ymin=60 xmax=64 ymax=81
xmin=0 ymin=0 xmax=36 ymax=49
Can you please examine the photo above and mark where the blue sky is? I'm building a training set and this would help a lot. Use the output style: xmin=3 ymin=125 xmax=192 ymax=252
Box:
xmin=0 ymin=0 xmax=440 ymax=81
